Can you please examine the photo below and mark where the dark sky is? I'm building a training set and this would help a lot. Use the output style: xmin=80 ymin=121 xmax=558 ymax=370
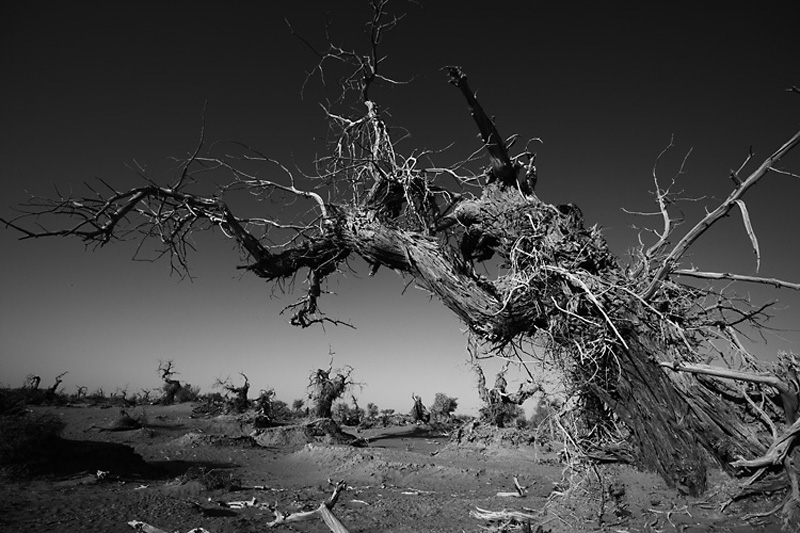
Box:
xmin=2 ymin=2 xmax=799 ymax=413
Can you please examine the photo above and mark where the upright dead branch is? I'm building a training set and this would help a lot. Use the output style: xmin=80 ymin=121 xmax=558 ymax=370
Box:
xmin=446 ymin=66 xmax=525 ymax=193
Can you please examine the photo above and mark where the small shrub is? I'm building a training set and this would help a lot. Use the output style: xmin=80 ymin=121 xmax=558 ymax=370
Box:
xmin=332 ymin=401 xmax=364 ymax=426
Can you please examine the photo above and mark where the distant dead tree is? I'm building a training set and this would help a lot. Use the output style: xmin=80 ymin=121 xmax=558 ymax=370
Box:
xmin=157 ymin=360 xmax=183 ymax=405
xmin=256 ymin=388 xmax=276 ymax=419
xmin=308 ymin=363 xmax=355 ymax=419
xmin=44 ymin=371 xmax=67 ymax=402
xmin=136 ymin=388 xmax=153 ymax=404
xmin=215 ymin=372 xmax=251 ymax=413
xmin=410 ymin=393 xmax=429 ymax=424
xmin=350 ymin=395 xmax=364 ymax=425
xmin=112 ymin=384 xmax=130 ymax=402
xmin=5 ymin=1 xmax=800 ymax=522
xmin=23 ymin=374 xmax=41 ymax=390
xmin=474 ymin=364 xmax=540 ymax=428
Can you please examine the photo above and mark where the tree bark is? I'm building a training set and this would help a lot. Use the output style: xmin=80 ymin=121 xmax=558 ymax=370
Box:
xmin=589 ymin=319 xmax=767 ymax=495
xmin=309 ymin=369 xmax=348 ymax=419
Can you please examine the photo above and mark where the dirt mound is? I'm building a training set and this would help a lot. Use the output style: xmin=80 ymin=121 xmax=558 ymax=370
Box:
xmin=3 ymin=436 xmax=155 ymax=479
xmin=168 ymin=432 xmax=259 ymax=448
xmin=450 ymin=419 xmax=536 ymax=447
xmin=252 ymin=418 xmax=363 ymax=447
xmin=193 ymin=414 xmax=251 ymax=435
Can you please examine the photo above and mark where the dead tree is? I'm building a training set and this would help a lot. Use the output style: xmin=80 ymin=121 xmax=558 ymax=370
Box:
xmin=350 ymin=395 xmax=363 ymax=425
xmin=215 ymin=373 xmax=251 ymax=413
xmin=23 ymin=374 xmax=41 ymax=390
xmin=474 ymin=364 xmax=539 ymax=428
xmin=256 ymin=388 xmax=276 ymax=419
xmin=5 ymin=2 xmax=800 ymax=516
xmin=308 ymin=364 xmax=354 ymax=419
xmin=136 ymin=388 xmax=153 ymax=404
xmin=44 ymin=371 xmax=67 ymax=402
xmin=410 ymin=393 xmax=429 ymax=424
xmin=157 ymin=360 xmax=183 ymax=405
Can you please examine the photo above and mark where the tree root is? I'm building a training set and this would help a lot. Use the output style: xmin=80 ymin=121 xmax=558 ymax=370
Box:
xmin=731 ymin=417 xmax=800 ymax=469
xmin=728 ymin=450 xmax=800 ymax=530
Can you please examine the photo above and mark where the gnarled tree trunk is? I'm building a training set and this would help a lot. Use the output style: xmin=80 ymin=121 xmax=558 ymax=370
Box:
xmin=6 ymin=12 xmax=798 ymax=499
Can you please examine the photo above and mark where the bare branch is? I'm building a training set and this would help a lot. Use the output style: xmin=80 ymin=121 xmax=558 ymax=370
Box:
xmin=267 ymin=481 xmax=350 ymax=532
xmin=446 ymin=66 xmax=523 ymax=192
xmin=640 ymin=128 xmax=800 ymax=300
xmin=660 ymin=361 xmax=792 ymax=395
xmin=734 ymin=199 xmax=760 ymax=272
xmin=675 ymin=269 xmax=800 ymax=291
xmin=731 ymin=416 xmax=800 ymax=469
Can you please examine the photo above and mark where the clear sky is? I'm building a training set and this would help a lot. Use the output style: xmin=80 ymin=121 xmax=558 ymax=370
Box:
xmin=2 ymin=3 xmax=799 ymax=415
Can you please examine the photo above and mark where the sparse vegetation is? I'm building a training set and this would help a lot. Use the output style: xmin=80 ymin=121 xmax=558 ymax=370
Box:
xmin=332 ymin=398 xmax=365 ymax=427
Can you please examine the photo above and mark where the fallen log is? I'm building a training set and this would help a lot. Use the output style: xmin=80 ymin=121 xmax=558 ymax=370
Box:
xmin=266 ymin=480 xmax=349 ymax=533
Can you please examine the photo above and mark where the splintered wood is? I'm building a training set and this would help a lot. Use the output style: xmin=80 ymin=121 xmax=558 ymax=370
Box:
xmin=266 ymin=480 xmax=350 ymax=533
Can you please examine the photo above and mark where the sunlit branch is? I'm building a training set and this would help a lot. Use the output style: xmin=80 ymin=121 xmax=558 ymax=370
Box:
xmin=675 ymin=269 xmax=800 ymax=291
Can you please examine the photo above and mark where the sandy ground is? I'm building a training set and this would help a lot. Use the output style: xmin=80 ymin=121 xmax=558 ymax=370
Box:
xmin=0 ymin=403 xmax=783 ymax=532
